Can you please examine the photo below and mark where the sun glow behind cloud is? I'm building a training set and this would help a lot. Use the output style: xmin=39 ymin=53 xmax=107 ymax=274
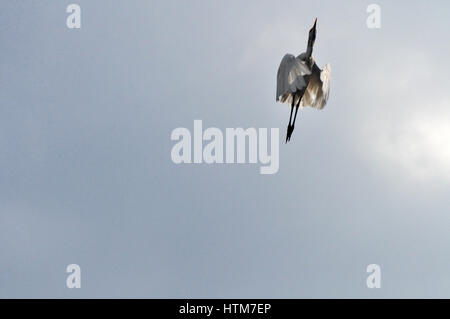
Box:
xmin=371 ymin=103 xmax=450 ymax=182
xmin=357 ymin=45 xmax=450 ymax=184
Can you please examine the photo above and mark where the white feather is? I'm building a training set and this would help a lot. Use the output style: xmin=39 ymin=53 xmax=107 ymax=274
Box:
xmin=276 ymin=54 xmax=311 ymax=105
xmin=301 ymin=63 xmax=331 ymax=109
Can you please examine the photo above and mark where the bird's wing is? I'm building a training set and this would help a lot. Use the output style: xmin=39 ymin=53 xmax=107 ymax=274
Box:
xmin=276 ymin=54 xmax=311 ymax=104
xmin=301 ymin=63 xmax=331 ymax=109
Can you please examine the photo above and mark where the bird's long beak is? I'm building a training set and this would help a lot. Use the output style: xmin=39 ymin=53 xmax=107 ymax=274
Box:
xmin=313 ymin=18 xmax=317 ymax=29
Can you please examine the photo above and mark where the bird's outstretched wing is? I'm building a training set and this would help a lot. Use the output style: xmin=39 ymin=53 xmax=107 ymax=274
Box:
xmin=276 ymin=54 xmax=312 ymax=105
xmin=301 ymin=63 xmax=331 ymax=109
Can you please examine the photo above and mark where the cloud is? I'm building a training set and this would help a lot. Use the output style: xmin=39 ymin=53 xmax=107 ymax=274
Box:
xmin=358 ymin=47 xmax=450 ymax=183
xmin=370 ymin=101 xmax=450 ymax=181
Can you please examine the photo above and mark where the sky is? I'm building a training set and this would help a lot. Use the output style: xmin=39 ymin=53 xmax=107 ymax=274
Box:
xmin=0 ymin=0 xmax=449 ymax=298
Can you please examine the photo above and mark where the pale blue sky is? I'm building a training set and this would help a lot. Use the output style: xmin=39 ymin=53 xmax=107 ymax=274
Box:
xmin=0 ymin=0 xmax=449 ymax=298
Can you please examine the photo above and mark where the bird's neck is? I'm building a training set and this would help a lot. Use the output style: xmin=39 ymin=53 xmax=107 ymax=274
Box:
xmin=305 ymin=56 xmax=314 ymax=69
xmin=306 ymin=40 xmax=314 ymax=58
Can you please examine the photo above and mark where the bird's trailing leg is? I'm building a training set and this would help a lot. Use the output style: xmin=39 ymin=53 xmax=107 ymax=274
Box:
xmin=286 ymin=94 xmax=295 ymax=143
xmin=286 ymin=95 xmax=301 ymax=143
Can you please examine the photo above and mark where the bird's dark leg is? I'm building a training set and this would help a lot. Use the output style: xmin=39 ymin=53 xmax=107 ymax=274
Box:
xmin=286 ymin=94 xmax=302 ymax=142
xmin=286 ymin=94 xmax=295 ymax=143
xmin=292 ymin=101 xmax=300 ymax=126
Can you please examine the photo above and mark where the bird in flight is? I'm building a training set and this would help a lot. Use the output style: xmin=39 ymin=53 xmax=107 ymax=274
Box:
xmin=276 ymin=18 xmax=331 ymax=143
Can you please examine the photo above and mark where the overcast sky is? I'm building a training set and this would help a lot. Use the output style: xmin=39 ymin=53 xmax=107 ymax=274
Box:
xmin=1 ymin=0 xmax=449 ymax=298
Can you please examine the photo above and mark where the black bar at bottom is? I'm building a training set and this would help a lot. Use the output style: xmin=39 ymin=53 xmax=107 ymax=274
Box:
xmin=0 ymin=299 xmax=447 ymax=317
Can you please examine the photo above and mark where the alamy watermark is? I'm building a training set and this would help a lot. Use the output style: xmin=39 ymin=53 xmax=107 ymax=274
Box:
xmin=66 ymin=264 xmax=81 ymax=289
xmin=366 ymin=264 xmax=381 ymax=288
xmin=66 ymin=4 xmax=81 ymax=29
xmin=366 ymin=4 xmax=381 ymax=29
xmin=170 ymin=120 xmax=279 ymax=174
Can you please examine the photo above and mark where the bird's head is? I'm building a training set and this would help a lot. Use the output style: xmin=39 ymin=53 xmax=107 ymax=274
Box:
xmin=308 ymin=18 xmax=317 ymax=45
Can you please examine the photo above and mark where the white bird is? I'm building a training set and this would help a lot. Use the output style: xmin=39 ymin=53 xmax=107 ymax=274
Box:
xmin=276 ymin=18 xmax=331 ymax=142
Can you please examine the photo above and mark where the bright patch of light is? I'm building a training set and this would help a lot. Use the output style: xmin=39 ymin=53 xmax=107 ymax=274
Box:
xmin=372 ymin=107 xmax=450 ymax=181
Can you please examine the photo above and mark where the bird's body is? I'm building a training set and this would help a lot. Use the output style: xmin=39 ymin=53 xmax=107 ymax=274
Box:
xmin=276 ymin=19 xmax=331 ymax=142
